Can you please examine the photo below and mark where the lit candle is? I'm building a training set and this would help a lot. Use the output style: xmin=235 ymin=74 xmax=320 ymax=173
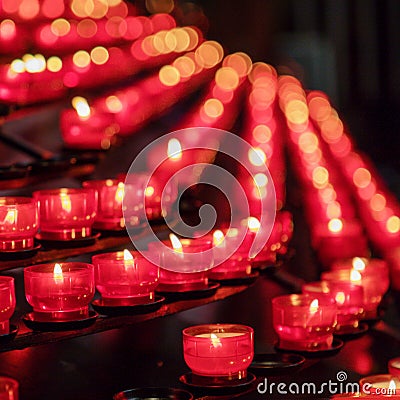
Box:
xmin=0 ymin=277 xmax=16 ymax=335
xmin=209 ymin=254 xmax=252 ymax=280
xmin=389 ymin=358 xmax=400 ymax=379
xmin=149 ymin=234 xmax=212 ymax=291
xmin=311 ymin=218 xmax=369 ymax=266
xmin=321 ymin=268 xmax=384 ymax=321
xmin=183 ymin=324 xmax=254 ymax=378
xmin=33 ymin=188 xmax=97 ymax=240
xmin=0 ymin=376 xmax=19 ymax=400
xmin=302 ymin=280 xmax=364 ymax=329
xmin=272 ymin=294 xmax=337 ymax=351
xmin=359 ymin=375 xmax=400 ymax=397
xmin=24 ymin=262 xmax=95 ymax=321
xmin=0 ymin=197 xmax=38 ymax=250
xmin=332 ymin=257 xmax=389 ymax=291
xmin=121 ymin=172 xmax=178 ymax=222
xmin=83 ymin=179 xmax=134 ymax=230
xmin=92 ymin=249 xmax=159 ymax=306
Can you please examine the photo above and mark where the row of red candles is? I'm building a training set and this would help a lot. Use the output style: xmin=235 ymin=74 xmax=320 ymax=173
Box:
xmin=0 ymin=1 xmax=139 ymax=56
xmin=276 ymin=75 xmax=400 ymax=290
xmin=60 ymin=47 xmax=248 ymax=149
xmin=0 ymin=14 xmax=199 ymax=105
xmin=0 ymin=208 xmax=293 ymax=321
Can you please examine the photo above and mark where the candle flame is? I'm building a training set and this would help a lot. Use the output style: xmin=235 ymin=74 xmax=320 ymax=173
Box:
xmin=328 ymin=218 xmax=343 ymax=233
xmin=210 ymin=333 xmax=222 ymax=348
xmin=72 ymin=96 xmax=91 ymax=118
xmin=309 ymin=299 xmax=319 ymax=313
xmin=335 ymin=291 xmax=346 ymax=306
xmin=123 ymin=249 xmax=134 ymax=271
xmin=352 ymin=257 xmax=367 ymax=271
xmin=167 ymin=138 xmax=182 ymax=160
xmin=123 ymin=249 xmax=133 ymax=261
xmin=247 ymin=216 xmax=260 ymax=233
xmin=389 ymin=379 xmax=397 ymax=391
xmin=145 ymin=186 xmax=154 ymax=197
xmin=169 ymin=233 xmax=183 ymax=253
xmin=115 ymin=182 xmax=124 ymax=204
xmin=4 ymin=209 xmax=16 ymax=224
xmin=213 ymin=230 xmax=225 ymax=246
xmin=60 ymin=192 xmax=72 ymax=213
xmin=53 ymin=263 xmax=63 ymax=283
xmin=350 ymin=269 xmax=362 ymax=283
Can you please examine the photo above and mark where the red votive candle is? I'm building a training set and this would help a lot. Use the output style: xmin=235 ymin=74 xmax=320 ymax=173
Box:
xmin=83 ymin=179 xmax=132 ymax=230
xmin=149 ymin=236 xmax=212 ymax=291
xmin=321 ymin=269 xmax=384 ymax=320
xmin=331 ymin=257 xmax=390 ymax=296
xmin=359 ymin=375 xmax=400 ymax=397
xmin=302 ymin=280 xmax=364 ymax=329
xmin=209 ymin=255 xmax=252 ymax=280
xmin=311 ymin=219 xmax=369 ymax=266
xmin=0 ymin=277 xmax=16 ymax=335
xmin=24 ymin=262 xmax=95 ymax=321
xmin=272 ymin=294 xmax=337 ymax=351
xmin=389 ymin=358 xmax=400 ymax=378
xmin=33 ymin=188 xmax=97 ymax=240
xmin=0 ymin=197 xmax=38 ymax=250
xmin=121 ymin=173 xmax=178 ymax=221
xmin=92 ymin=250 xmax=159 ymax=306
xmin=0 ymin=376 xmax=19 ymax=400
xmin=183 ymin=324 xmax=254 ymax=378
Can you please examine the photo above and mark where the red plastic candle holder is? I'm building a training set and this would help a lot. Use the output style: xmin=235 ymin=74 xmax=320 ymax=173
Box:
xmin=121 ymin=173 xmax=178 ymax=222
xmin=33 ymin=188 xmax=97 ymax=240
xmin=83 ymin=179 xmax=130 ymax=230
xmin=24 ymin=262 xmax=95 ymax=321
xmin=149 ymin=238 xmax=212 ymax=291
xmin=0 ymin=376 xmax=19 ymax=400
xmin=389 ymin=358 xmax=400 ymax=379
xmin=0 ymin=197 xmax=38 ymax=250
xmin=183 ymin=324 xmax=254 ymax=379
xmin=0 ymin=277 xmax=16 ymax=335
xmin=272 ymin=294 xmax=337 ymax=351
xmin=359 ymin=375 xmax=400 ymax=397
xmin=209 ymin=255 xmax=252 ymax=280
xmin=321 ymin=269 xmax=383 ymax=320
xmin=311 ymin=219 xmax=369 ymax=266
xmin=92 ymin=250 xmax=159 ymax=306
xmin=331 ymin=257 xmax=390 ymax=296
xmin=302 ymin=281 xmax=364 ymax=329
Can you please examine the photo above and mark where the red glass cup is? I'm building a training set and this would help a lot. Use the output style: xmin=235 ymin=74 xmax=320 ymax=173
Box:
xmin=389 ymin=358 xmax=400 ymax=378
xmin=331 ymin=257 xmax=390 ymax=298
xmin=359 ymin=375 xmax=400 ymax=397
xmin=272 ymin=294 xmax=337 ymax=351
xmin=311 ymin=219 xmax=369 ymax=266
xmin=0 ymin=377 xmax=19 ymax=400
xmin=33 ymin=188 xmax=97 ymax=240
xmin=92 ymin=250 xmax=159 ymax=306
xmin=321 ymin=269 xmax=383 ymax=320
xmin=121 ymin=172 xmax=178 ymax=221
xmin=183 ymin=324 xmax=254 ymax=379
xmin=0 ymin=197 xmax=38 ymax=250
xmin=149 ymin=239 xmax=212 ymax=291
xmin=209 ymin=254 xmax=252 ymax=280
xmin=302 ymin=280 xmax=364 ymax=329
xmin=83 ymin=179 xmax=128 ymax=230
xmin=0 ymin=277 xmax=16 ymax=334
xmin=24 ymin=262 xmax=95 ymax=321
